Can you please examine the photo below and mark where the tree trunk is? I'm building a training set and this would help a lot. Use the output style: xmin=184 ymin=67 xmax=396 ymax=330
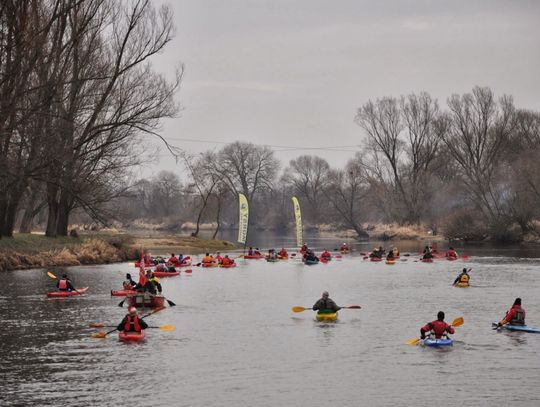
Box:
xmin=212 ymin=196 xmax=222 ymax=240
xmin=45 ymin=183 xmax=59 ymax=237
xmin=56 ymin=192 xmax=71 ymax=236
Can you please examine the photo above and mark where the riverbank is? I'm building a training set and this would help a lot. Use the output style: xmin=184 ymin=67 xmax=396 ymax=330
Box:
xmin=0 ymin=233 xmax=237 ymax=272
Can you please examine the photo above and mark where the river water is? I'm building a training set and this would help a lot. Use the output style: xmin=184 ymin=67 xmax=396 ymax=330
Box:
xmin=1 ymin=240 xmax=539 ymax=406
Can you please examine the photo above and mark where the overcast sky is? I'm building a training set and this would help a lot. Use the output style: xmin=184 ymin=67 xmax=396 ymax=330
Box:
xmin=143 ymin=0 xmax=540 ymax=178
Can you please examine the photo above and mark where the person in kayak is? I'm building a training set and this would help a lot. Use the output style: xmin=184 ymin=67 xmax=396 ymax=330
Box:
xmin=117 ymin=306 xmax=148 ymax=333
xmin=496 ymin=298 xmax=526 ymax=328
xmin=370 ymin=246 xmax=384 ymax=259
xmin=313 ymin=291 xmax=341 ymax=313
xmin=391 ymin=247 xmax=400 ymax=257
xmin=422 ymin=246 xmax=433 ymax=260
xmin=166 ymin=253 xmax=181 ymax=268
xmin=420 ymin=311 xmax=455 ymax=339
xmin=386 ymin=249 xmax=396 ymax=260
xmin=267 ymin=249 xmax=278 ymax=260
xmin=215 ymin=252 xmax=223 ymax=264
xmin=446 ymin=247 xmax=458 ymax=258
xmin=254 ymin=248 xmax=262 ymax=256
xmin=453 ymin=268 xmax=470 ymax=286
xmin=57 ymin=274 xmax=75 ymax=291
xmin=247 ymin=247 xmax=254 ymax=256
xmin=301 ymin=243 xmax=308 ymax=254
xmin=303 ymin=249 xmax=318 ymax=262
xmin=143 ymin=270 xmax=162 ymax=294
xmin=202 ymin=253 xmax=215 ymax=265
xmin=123 ymin=273 xmax=137 ymax=290
xmin=221 ymin=255 xmax=235 ymax=266
xmin=278 ymin=248 xmax=288 ymax=258
xmin=340 ymin=243 xmax=349 ymax=252
xmin=320 ymin=249 xmax=331 ymax=260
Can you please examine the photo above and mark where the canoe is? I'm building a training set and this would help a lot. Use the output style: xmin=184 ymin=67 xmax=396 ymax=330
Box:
xmin=243 ymin=255 xmax=264 ymax=259
xmin=152 ymin=270 xmax=180 ymax=277
xmin=266 ymin=258 xmax=279 ymax=262
xmin=202 ymin=262 xmax=218 ymax=268
xmin=47 ymin=287 xmax=89 ymax=298
xmin=304 ymin=259 xmax=319 ymax=265
xmin=220 ymin=263 xmax=237 ymax=268
xmin=385 ymin=260 xmax=396 ymax=265
xmin=498 ymin=324 xmax=540 ymax=334
xmin=111 ymin=289 xmax=136 ymax=297
xmin=455 ymin=282 xmax=469 ymax=288
xmin=316 ymin=312 xmax=338 ymax=322
xmin=370 ymin=257 xmax=382 ymax=262
xmin=421 ymin=258 xmax=434 ymax=263
xmin=423 ymin=338 xmax=453 ymax=347
xmin=118 ymin=331 xmax=145 ymax=343
xmin=127 ymin=293 xmax=165 ymax=308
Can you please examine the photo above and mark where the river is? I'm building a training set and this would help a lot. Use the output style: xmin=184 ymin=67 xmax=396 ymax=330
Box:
xmin=1 ymin=239 xmax=539 ymax=406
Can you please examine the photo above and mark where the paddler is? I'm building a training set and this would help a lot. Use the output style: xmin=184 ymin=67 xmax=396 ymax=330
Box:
xmin=301 ymin=243 xmax=308 ymax=254
xmin=166 ymin=253 xmax=181 ymax=267
xmin=340 ymin=242 xmax=349 ymax=252
xmin=202 ymin=252 xmax=215 ymax=265
xmin=446 ymin=247 xmax=458 ymax=258
xmin=420 ymin=311 xmax=455 ymax=339
xmin=422 ymin=246 xmax=433 ymax=260
xmin=391 ymin=247 xmax=400 ymax=257
xmin=320 ymin=249 xmax=331 ymax=260
xmin=215 ymin=252 xmax=223 ymax=264
xmin=267 ymin=249 xmax=278 ymax=260
xmin=117 ymin=306 xmax=148 ymax=333
xmin=453 ymin=268 xmax=470 ymax=286
xmin=221 ymin=255 xmax=235 ymax=266
xmin=123 ymin=273 xmax=137 ymax=290
xmin=313 ymin=291 xmax=341 ymax=313
xmin=278 ymin=248 xmax=288 ymax=258
xmin=248 ymin=247 xmax=254 ymax=256
xmin=57 ymin=274 xmax=75 ymax=291
xmin=495 ymin=298 xmax=526 ymax=328
xmin=143 ymin=270 xmax=162 ymax=294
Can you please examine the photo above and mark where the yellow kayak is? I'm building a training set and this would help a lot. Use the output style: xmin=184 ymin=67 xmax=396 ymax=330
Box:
xmin=316 ymin=312 xmax=338 ymax=322
xmin=455 ymin=282 xmax=470 ymax=288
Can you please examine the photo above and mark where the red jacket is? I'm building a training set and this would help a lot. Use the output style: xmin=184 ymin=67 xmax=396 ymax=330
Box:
xmin=503 ymin=305 xmax=526 ymax=325
xmin=421 ymin=320 xmax=455 ymax=339
xmin=124 ymin=315 xmax=141 ymax=332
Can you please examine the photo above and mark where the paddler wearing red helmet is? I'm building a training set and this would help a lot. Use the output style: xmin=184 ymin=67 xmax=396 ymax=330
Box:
xmin=117 ymin=306 xmax=148 ymax=333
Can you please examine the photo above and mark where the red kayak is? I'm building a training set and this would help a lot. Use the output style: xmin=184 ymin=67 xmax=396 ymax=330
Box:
xmin=421 ymin=258 xmax=434 ymax=263
xmin=447 ymin=256 xmax=458 ymax=261
xmin=127 ymin=293 xmax=165 ymax=308
xmin=118 ymin=331 xmax=145 ymax=343
xmin=47 ymin=287 xmax=89 ymax=297
xmin=370 ymin=257 xmax=382 ymax=262
xmin=202 ymin=262 xmax=218 ymax=268
xmin=178 ymin=258 xmax=192 ymax=267
xmin=111 ymin=289 xmax=136 ymax=297
xmin=152 ymin=270 xmax=180 ymax=277
xmin=220 ymin=263 xmax=237 ymax=268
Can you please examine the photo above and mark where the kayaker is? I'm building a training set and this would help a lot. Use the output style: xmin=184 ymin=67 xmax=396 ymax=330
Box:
xmin=446 ymin=247 xmax=458 ymax=258
xmin=267 ymin=249 xmax=278 ymax=260
xmin=496 ymin=298 xmax=526 ymax=328
xmin=303 ymin=249 xmax=318 ymax=262
xmin=117 ymin=306 xmax=148 ymax=333
xmin=202 ymin=253 xmax=215 ymax=265
xmin=386 ymin=250 xmax=395 ymax=260
xmin=340 ymin=243 xmax=349 ymax=252
xmin=221 ymin=255 xmax=235 ymax=266
xmin=422 ymin=246 xmax=433 ymax=260
xmin=313 ymin=291 xmax=341 ymax=313
xmin=320 ymin=249 xmax=331 ymax=260
xmin=178 ymin=253 xmax=185 ymax=264
xmin=254 ymin=248 xmax=262 ymax=256
xmin=166 ymin=253 xmax=181 ymax=267
xmin=278 ymin=248 xmax=288 ymax=258
xmin=123 ymin=273 xmax=137 ymax=290
xmin=391 ymin=247 xmax=400 ymax=257
xmin=420 ymin=311 xmax=455 ymax=339
xmin=248 ymin=247 xmax=254 ymax=256
xmin=215 ymin=252 xmax=223 ymax=263
xmin=301 ymin=243 xmax=308 ymax=253
xmin=57 ymin=274 xmax=75 ymax=291
xmin=453 ymin=268 xmax=470 ymax=286
xmin=143 ymin=270 xmax=162 ymax=294
xmin=370 ymin=246 xmax=384 ymax=259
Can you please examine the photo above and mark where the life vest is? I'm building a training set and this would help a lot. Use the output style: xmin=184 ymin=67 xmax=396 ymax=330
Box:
xmin=278 ymin=250 xmax=287 ymax=257
xmin=123 ymin=281 xmax=133 ymax=290
xmin=58 ymin=279 xmax=68 ymax=290
xmin=510 ymin=307 xmax=525 ymax=325
xmin=124 ymin=315 xmax=142 ymax=332
xmin=202 ymin=256 xmax=214 ymax=264
xmin=426 ymin=320 xmax=453 ymax=338
xmin=222 ymin=258 xmax=232 ymax=265
xmin=459 ymin=274 xmax=469 ymax=284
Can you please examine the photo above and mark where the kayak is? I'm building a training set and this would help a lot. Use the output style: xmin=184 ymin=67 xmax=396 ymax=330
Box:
xmin=152 ymin=270 xmax=180 ymax=277
xmin=316 ymin=312 xmax=338 ymax=322
xmin=421 ymin=258 xmax=433 ymax=263
xmin=111 ymin=289 xmax=136 ymax=297
xmin=495 ymin=324 xmax=540 ymax=334
xmin=455 ymin=282 xmax=469 ymax=288
xmin=127 ymin=293 xmax=165 ymax=308
xmin=220 ymin=263 xmax=237 ymax=268
xmin=47 ymin=287 xmax=89 ymax=297
xmin=278 ymin=255 xmax=288 ymax=260
xmin=340 ymin=250 xmax=350 ymax=254
xmin=385 ymin=260 xmax=396 ymax=265
xmin=321 ymin=257 xmax=332 ymax=261
xmin=243 ymin=254 xmax=264 ymax=259
xmin=202 ymin=262 xmax=218 ymax=268
xmin=447 ymin=256 xmax=458 ymax=261
xmin=423 ymin=338 xmax=453 ymax=347
xmin=266 ymin=258 xmax=279 ymax=262
xmin=370 ymin=257 xmax=382 ymax=262
xmin=118 ymin=331 xmax=145 ymax=343
xmin=304 ymin=259 xmax=319 ymax=265
xmin=178 ymin=259 xmax=192 ymax=267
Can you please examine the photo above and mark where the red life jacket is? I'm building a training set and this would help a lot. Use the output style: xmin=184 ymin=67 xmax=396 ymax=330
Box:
xmin=58 ymin=279 xmax=68 ymax=290
xmin=424 ymin=320 xmax=454 ymax=338
xmin=509 ymin=306 xmax=526 ymax=325
xmin=124 ymin=315 xmax=142 ymax=332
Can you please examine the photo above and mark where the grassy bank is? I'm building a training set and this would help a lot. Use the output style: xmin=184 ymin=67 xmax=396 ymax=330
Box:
xmin=0 ymin=233 xmax=237 ymax=272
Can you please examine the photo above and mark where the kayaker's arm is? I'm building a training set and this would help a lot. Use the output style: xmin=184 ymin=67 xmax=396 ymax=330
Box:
xmin=117 ymin=316 xmax=128 ymax=331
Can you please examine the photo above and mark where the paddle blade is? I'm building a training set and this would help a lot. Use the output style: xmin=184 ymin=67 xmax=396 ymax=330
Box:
xmin=92 ymin=332 xmax=108 ymax=339
xmin=292 ymin=306 xmax=309 ymax=313
xmin=406 ymin=338 xmax=421 ymax=345
xmin=89 ymin=323 xmax=105 ymax=328
xmin=166 ymin=298 xmax=176 ymax=307
xmin=452 ymin=316 xmax=464 ymax=327
xmin=159 ymin=325 xmax=176 ymax=331
xmin=345 ymin=305 xmax=361 ymax=309
xmin=47 ymin=271 xmax=58 ymax=280
xmin=184 ymin=269 xmax=192 ymax=273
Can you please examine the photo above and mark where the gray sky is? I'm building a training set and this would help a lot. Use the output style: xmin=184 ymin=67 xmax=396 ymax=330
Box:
xmin=144 ymin=0 xmax=540 ymax=178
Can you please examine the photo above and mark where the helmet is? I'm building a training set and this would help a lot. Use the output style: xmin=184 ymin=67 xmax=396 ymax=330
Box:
xmin=128 ymin=306 xmax=137 ymax=314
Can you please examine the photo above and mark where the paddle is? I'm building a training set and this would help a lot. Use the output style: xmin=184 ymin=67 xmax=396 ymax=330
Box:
xmin=292 ymin=305 xmax=361 ymax=312
xmin=92 ymin=307 xmax=166 ymax=338
xmin=406 ymin=317 xmax=464 ymax=345
xmin=117 ymin=293 xmax=176 ymax=307
xmin=89 ymin=323 xmax=175 ymax=330
xmin=46 ymin=271 xmax=84 ymax=295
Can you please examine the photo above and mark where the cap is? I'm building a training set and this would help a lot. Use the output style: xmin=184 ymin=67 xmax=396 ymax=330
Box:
xmin=128 ymin=306 xmax=137 ymax=314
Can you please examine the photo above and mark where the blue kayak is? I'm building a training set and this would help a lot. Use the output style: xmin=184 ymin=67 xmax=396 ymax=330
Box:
xmin=494 ymin=323 xmax=540 ymax=334
xmin=304 ymin=259 xmax=319 ymax=265
xmin=423 ymin=338 xmax=453 ymax=347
